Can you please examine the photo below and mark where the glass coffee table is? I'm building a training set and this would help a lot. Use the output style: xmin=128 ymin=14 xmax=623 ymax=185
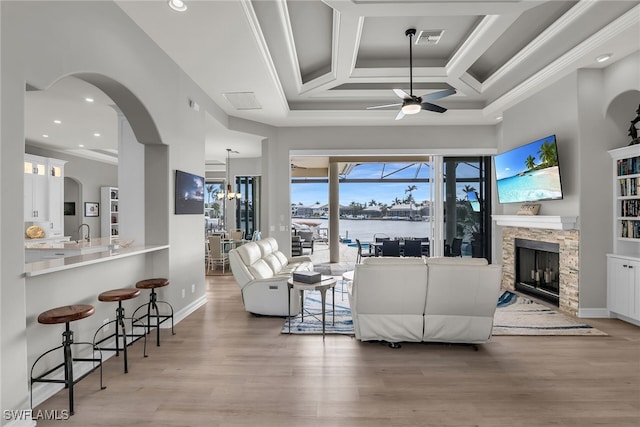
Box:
xmin=287 ymin=275 xmax=336 ymax=339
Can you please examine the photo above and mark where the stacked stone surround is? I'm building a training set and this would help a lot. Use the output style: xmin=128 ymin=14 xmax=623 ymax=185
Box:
xmin=501 ymin=227 xmax=580 ymax=315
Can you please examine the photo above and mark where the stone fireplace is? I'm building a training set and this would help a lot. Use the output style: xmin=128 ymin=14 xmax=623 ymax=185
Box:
xmin=495 ymin=216 xmax=579 ymax=316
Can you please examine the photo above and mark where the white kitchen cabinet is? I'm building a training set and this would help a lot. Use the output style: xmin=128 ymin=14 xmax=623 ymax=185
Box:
xmin=24 ymin=154 xmax=66 ymax=236
xmin=24 ymin=154 xmax=49 ymax=222
xmin=48 ymin=158 xmax=66 ymax=236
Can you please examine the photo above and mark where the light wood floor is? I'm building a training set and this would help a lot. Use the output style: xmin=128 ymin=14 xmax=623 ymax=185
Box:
xmin=35 ymin=274 xmax=640 ymax=426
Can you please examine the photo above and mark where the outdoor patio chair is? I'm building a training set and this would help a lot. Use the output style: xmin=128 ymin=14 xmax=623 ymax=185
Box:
xmin=381 ymin=240 xmax=400 ymax=257
xmin=356 ymin=239 xmax=375 ymax=264
xmin=402 ymin=239 xmax=422 ymax=257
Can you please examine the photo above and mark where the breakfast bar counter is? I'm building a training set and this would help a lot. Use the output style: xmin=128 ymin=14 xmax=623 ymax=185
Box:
xmin=25 ymin=243 xmax=169 ymax=277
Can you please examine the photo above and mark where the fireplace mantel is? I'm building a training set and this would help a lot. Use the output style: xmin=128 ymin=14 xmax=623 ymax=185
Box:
xmin=492 ymin=215 xmax=577 ymax=230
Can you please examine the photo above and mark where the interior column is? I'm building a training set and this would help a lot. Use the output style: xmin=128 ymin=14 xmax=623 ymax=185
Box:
xmin=329 ymin=162 xmax=339 ymax=263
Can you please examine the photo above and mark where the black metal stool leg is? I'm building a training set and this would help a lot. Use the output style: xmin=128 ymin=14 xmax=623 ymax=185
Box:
xmin=115 ymin=304 xmax=129 ymax=373
xmin=62 ymin=323 xmax=75 ymax=415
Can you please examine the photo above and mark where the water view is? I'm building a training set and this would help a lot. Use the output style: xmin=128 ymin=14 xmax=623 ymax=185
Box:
xmin=293 ymin=218 xmax=431 ymax=243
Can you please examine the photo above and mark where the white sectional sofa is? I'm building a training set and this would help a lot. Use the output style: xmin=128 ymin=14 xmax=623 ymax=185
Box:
xmin=228 ymin=237 xmax=314 ymax=316
xmin=348 ymin=256 xmax=502 ymax=345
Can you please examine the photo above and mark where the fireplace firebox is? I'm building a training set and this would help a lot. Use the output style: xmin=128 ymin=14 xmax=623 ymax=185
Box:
xmin=514 ymin=238 xmax=560 ymax=305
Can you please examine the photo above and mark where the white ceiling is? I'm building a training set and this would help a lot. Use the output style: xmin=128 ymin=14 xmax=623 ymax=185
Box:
xmin=24 ymin=0 xmax=640 ymax=168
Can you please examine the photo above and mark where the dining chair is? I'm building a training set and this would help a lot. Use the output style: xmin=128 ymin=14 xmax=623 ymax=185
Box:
xmin=205 ymin=241 xmax=213 ymax=273
xmin=402 ymin=239 xmax=423 ymax=257
xmin=207 ymin=235 xmax=230 ymax=273
xmin=229 ymin=230 xmax=244 ymax=241
xmin=381 ymin=239 xmax=401 ymax=257
xmin=415 ymin=237 xmax=430 ymax=256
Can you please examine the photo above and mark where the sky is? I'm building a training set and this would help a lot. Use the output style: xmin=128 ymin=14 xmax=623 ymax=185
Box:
xmin=292 ymin=162 xmax=432 ymax=206
xmin=494 ymin=134 xmax=556 ymax=180
xmin=291 ymin=181 xmax=432 ymax=207
xmin=291 ymin=161 xmax=483 ymax=206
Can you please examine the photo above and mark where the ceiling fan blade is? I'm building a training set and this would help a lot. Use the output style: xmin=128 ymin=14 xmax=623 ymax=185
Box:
xmin=366 ymin=103 xmax=403 ymax=110
xmin=421 ymin=88 xmax=456 ymax=101
xmin=393 ymin=89 xmax=410 ymax=99
xmin=421 ymin=102 xmax=447 ymax=113
xmin=395 ymin=110 xmax=405 ymax=121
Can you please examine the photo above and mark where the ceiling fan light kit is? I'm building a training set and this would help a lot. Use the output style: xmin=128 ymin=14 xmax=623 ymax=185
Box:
xmin=401 ymin=102 xmax=422 ymax=115
xmin=367 ymin=28 xmax=455 ymax=120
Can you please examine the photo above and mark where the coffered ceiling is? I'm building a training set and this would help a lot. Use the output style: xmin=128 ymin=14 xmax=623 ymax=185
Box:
xmin=25 ymin=1 xmax=640 ymax=166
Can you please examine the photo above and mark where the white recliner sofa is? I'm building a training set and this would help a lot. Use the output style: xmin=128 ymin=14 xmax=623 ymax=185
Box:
xmin=349 ymin=256 xmax=502 ymax=344
xmin=228 ymin=237 xmax=314 ymax=316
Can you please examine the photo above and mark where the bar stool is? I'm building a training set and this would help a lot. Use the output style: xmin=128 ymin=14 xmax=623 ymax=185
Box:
xmin=31 ymin=304 xmax=105 ymax=416
xmin=93 ymin=288 xmax=147 ymax=373
xmin=132 ymin=278 xmax=175 ymax=346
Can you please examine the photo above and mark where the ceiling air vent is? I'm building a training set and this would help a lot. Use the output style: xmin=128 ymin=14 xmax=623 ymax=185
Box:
xmin=415 ymin=30 xmax=444 ymax=45
xmin=222 ymin=92 xmax=262 ymax=110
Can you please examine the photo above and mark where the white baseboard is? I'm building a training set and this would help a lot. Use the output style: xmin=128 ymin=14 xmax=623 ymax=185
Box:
xmin=577 ymin=308 xmax=609 ymax=318
xmin=160 ymin=294 xmax=207 ymax=328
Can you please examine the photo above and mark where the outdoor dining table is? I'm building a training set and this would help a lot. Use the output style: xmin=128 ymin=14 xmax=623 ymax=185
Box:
xmin=368 ymin=240 xmax=430 ymax=256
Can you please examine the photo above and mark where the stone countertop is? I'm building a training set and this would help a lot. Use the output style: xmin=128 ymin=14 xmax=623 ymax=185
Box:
xmin=25 ymin=243 xmax=169 ymax=277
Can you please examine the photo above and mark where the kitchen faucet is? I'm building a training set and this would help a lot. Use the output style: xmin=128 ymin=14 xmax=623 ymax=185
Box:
xmin=78 ymin=223 xmax=90 ymax=242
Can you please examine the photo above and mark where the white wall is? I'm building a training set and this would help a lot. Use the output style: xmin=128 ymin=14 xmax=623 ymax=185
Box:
xmin=497 ymin=52 xmax=640 ymax=312
xmin=1 ymin=2 xmax=213 ymax=419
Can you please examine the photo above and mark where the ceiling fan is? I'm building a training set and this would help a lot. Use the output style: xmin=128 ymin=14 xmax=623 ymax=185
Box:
xmin=367 ymin=28 xmax=456 ymax=120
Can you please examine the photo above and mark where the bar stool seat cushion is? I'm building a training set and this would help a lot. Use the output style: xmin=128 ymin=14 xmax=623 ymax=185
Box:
xmin=38 ymin=305 xmax=95 ymax=325
xmin=136 ymin=278 xmax=169 ymax=289
xmin=98 ymin=288 xmax=141 ymax=302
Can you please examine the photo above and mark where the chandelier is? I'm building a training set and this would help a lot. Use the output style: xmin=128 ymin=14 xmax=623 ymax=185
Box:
xmin=217 ymin=148 xmax=241 ymax=200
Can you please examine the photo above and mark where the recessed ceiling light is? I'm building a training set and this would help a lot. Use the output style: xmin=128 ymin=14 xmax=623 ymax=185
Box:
xmin=42 ymin=134 xmax=49 ymax=138
xmin=85 ymin=97 xmax=94 ymax=103
xmin=596 ymin=54 xmax=612 ymax=63
xmin=53 ymin=119 xmax=61 ymax=124
xmin=93 ymin=132 xmax=101 ymax=137
xmin=168 ymin=0 xmax=187 ymax=12
xmin=78 ymin=144 xmax=84 ymax=148
xmin=496 ymin=116 xmax=503 ymax=121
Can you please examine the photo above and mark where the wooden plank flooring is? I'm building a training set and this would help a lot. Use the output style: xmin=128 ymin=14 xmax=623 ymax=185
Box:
xmin=35 ymin=274 xmax=640 ymax=426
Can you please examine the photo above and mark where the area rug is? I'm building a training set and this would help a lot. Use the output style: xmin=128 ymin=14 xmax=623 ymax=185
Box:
xmin=282 ymin=285 xmax=607 ymax=337
xmin=493 ymin=290 xmax=608 ymax=336
xmin=281 ymin=279 xmax=354 ymax=335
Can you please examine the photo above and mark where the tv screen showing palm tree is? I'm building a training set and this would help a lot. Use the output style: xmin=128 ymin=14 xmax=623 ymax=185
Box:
xmin=494 ymin=135 xmax=563 ymax=203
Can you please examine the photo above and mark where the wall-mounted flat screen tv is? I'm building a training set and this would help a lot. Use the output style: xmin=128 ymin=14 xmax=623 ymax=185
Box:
xmin=175 ymin=169 xmax=204 ymax=214
xmin=494 ymin=134 xmax=563 ymax=204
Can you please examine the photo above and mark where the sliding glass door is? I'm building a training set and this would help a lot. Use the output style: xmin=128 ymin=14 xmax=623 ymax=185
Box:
xmin=442 ymin=157 xmax=491 ymax=261
xmin=235 ymin=176 xmax=260 ymax=239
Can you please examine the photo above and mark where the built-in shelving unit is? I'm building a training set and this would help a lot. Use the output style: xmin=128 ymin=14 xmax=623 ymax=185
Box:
xmin=607 ymin=145 xmax=640 ymax=326
xmin=100 ymin=187 xmax=119 ymax=240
